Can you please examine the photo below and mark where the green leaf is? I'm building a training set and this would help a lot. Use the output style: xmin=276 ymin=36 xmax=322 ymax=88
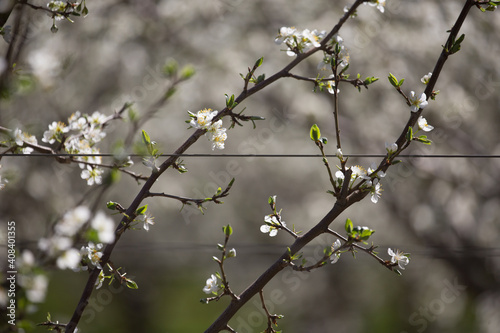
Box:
xmin=225 ymin=94 xmax=235 ymax=108
xmin=136 ymin=204 xmax=148 ymax=216
xmin=107 ymin=201 xmax=118 ymax=210
xmin=310 ymin=124 xmax=321 ymax=142
xmin=126 ymin=279 xmax=139 ymax=289
xmin=388 ymin=73 xmax=399 ymax=88
xmin=450 ymin=34 xmax=465 ymax=54
xmin=180 ymin=64 xmax=195 ymax=80
xmin=397 ymin=78 xmax=405 ymax=87
xmin=321 ymin=137 xmax=328 ymax=145
xmin=163 ymin=59 xmax=178 ymax=77
xmin=415 ymin=135 xmax=432 ymax=145
xmin=406 ymin=126 xmax=413 ymax=141
xmin=363 ymin=76 xmax=379 ymax=85
xmin=268 ymin=195 xmax=276 ymax=205
xmin=223 ymin=224 xmax=233 ymax=236
xmin=455 ymin=34 xmax=465 ymax=45
xmin=359 ymin=228 xmax=375 ymax=240
xmin=255 ymin=57 xmax=264 ymax=68
xmin=345 ymin=218 xmax=353 ymax=234
xmin=142 ymin=130 xmax=151 ymax=145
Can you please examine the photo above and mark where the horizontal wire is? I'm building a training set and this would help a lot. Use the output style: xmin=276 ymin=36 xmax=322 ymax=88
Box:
xmin=10 ymin=241 xmax=500 ymax=257
xmin=2 ymin=153 xmax=500 ymax=158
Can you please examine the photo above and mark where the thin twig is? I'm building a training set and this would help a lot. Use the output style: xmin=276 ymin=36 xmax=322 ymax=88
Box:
xmin=259 ymin=290 xmax=281 ymax=333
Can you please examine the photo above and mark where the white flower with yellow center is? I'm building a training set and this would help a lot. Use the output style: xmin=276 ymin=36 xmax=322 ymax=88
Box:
xmin=203 ymin=274 xmax=218 ymax=294
xmin=388 ymin=248 xmax=410 ymax=270
xmin=409 ymin=91 xmax=428 ymax=112
xmin=417 ymin=116 xmax=434 ymax=132
xmin=190 ymin=108 xmax=218 ymax=129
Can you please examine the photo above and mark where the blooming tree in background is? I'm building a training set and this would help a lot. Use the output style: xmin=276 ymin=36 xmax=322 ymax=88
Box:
xmin=0 ymin=0 xmax=499 ymax=332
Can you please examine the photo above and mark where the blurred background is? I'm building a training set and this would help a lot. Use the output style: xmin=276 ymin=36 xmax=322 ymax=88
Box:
xmin=1 ymin=0 xmax=499 ymax=332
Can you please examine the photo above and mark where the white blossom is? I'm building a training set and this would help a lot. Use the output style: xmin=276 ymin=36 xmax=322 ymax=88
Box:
xmin=38 ymin=235 xmax=72 ymax=256
xmin=18 ymin=274 xmax=48 ymax=303
xmin=138 ymin=213 xmax=155 ymax=231
xmin=275 ymin=27 xmax=327 ymax=56
xmin=417 ymin=116 xmax=434 ymax=132
xmin=42 ymin=121 xmax=69 ymax=144
xmin=385 ymin=142 xmax=398 ymax=154
xmin=421 ymin=72 xmax=432 ymax=85
xmin=19 ymin=250 xmax=36 ymax=269
xmin=208 ymin=122 xmax=227 ymax=150
xmin=88 ymin=111 xmax=107 ymax=126
xmin=91 ymin=211 xmax=116 ymax=243
xmin=55 ymin=206 xmax=91 ymax=236
xmin=370 ymin=182 xmax=383 ymax=203
xmin=275 ymin=26 xmax=297 ymax=45
xmin=408 ymin=91 xmax=428 ymax=112
xmin=190 ymin=108 xmax=218 ymax=129
xmin=336 ymin=148 xmax=343 ymax=160
xmin=261 ymin=215 xmax=285 ymax=237
xmin=28 ymin=48 xmax=61 ymax=86
xmin=331 ymin=239 xmax=342 ymax=264
xmin=95 ymin=270 xmax=105 ymax=289
xmin=14 ymin=128 xmax=37 ymax=154
xmin=190 ymin=109 xmax=228 ymax=150
xmin=326 ymin=78 xmax=339 ymax=94
xmin=228 ymin=248 xmax=237 ymax=258
xmin=81 ymin=242 xmax=104 ymax=269
xmin=351 ymin=165 xmax=369 ymax=180
xmin=56 ymin=248 xmax=81 ymax=270
xmin=81 ymin=165 xmax=104 ymax=186
xmin=365 ymin=0 xmax=386 ymax=13
xmin=203 ymin=274 xmax=218 ymax=294
xmin=388 ymin=248 xmax=410 ymax=270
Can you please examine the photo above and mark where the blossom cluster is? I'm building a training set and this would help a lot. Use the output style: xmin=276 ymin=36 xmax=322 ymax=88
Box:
xmin=335 ymin=164 xmax=385 ymax=204
xmin=385 ymin=115 xmax=434 ymax=154
xmin=47 ymin=0 xmax=78 ymax=21
xmin=14 ymin=110 xmax=116 ymax=186
xmin=318 ymin=34 xmax=349 ymax=94
xmin=42 ymin=111 xmax=116 ymax=185
xmin=275 ymin=27 xmax=327 ymax=56
xmin=16 ymin=250 xmax=49 ymax=304
xmin=189 ymin=108 xmax=228 ymax=150
xmin=14 ymin=129 xmax=38 ymax=154
xmin=38 ymin=206 xmax=115 ymax=270
xmin=318 ymin=34 xmax=349 ymax=73
xmin=261 ymin=213 xmax=286 ymax=237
